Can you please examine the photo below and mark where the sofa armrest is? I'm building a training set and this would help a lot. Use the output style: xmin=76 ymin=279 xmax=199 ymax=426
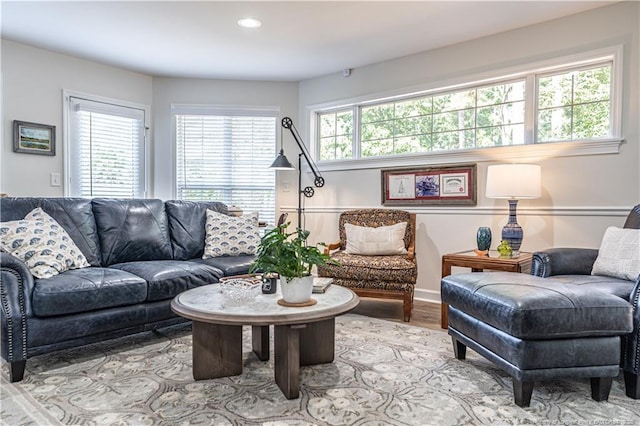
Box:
xmin=621 ymin=275 xmax=640 ymax=376
xmin=0 ymin=252 xmax=34 ymax=365
xmin=531 ymin=248 xmax=599 ymax=277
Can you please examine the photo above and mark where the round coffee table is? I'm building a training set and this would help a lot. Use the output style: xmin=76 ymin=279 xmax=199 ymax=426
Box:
xmin=171 ymin=283 xmax=359 ymax=399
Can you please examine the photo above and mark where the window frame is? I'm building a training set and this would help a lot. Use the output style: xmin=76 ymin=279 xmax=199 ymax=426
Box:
xmin=62 ymin=89 xmax=150 ymax=198
xmin=309 ymin=46 xmax=623 ymax=172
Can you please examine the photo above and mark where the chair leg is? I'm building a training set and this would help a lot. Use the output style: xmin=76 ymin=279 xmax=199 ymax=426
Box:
xmin=513 ymin=379 xmax=534 ymax=407
xmin=624 ymin=371 xmax=640 ymax=399
xmin=451 ymin=337 xmax=466 ymax=360
xmin=402 ymin=292 xmax=412 ymax=322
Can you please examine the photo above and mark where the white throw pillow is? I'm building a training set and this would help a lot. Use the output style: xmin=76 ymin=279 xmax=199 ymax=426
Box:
xmin=591 ymin=226 xmax=640 ymax=281
xmin=0 ymin=207 xmax=90 ymax=279
xmin=344 ymin=222 xmax=408 ymax=256
xmin=203 ymin=210 xmax=260 ymax=257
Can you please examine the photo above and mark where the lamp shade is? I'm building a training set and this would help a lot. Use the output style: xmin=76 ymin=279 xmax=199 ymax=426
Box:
xmin=485 ymin=164 xmax=541 ymax=199
xmin=269 ymin=149 xmax=295 ymax=170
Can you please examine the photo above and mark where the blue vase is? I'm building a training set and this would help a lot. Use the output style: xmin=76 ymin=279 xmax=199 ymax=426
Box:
xmin=476 ymin=227 xmax=492 ymax=251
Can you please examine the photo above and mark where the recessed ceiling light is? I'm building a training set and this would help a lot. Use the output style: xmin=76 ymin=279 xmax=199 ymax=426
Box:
xmin=237 ymin=18 xmax=262 ymax=29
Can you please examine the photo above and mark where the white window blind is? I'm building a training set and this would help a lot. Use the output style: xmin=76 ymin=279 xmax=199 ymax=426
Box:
xmin=175 ymin=111 xmax=276 ymax=225
xmin=67 ymin=96 xmax=146 ymax=198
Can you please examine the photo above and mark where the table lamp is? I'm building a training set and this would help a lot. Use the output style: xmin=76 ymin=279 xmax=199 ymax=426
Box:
xmin=485 ymin=164 xmax=541 ymax=255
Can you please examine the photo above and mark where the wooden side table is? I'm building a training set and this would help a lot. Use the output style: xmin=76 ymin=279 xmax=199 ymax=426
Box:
xmin=440 ymin=250 xmax=532 ymax=328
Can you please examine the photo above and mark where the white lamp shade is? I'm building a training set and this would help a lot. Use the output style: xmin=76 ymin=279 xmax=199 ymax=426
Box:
xmin=486 ymin=164 xmax=542 ymax=199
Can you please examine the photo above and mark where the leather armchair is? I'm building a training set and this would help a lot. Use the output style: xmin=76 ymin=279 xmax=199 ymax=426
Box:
xmin=531 ymin=204 xmax=640 ymax=399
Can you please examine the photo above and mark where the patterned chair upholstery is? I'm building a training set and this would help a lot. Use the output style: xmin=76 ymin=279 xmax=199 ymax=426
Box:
xmin=317 ymin=209 xmax=417 ymax=321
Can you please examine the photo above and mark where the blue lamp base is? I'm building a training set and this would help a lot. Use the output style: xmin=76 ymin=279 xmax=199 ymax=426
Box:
xmin=501 ymin=199 xmax=523 ymax=256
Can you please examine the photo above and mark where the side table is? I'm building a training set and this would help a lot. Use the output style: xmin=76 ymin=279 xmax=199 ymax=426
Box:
xmin=440 ymin=250 xmax=532 ymax=328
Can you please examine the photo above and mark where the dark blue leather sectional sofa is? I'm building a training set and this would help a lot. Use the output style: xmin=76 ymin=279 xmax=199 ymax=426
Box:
xmin=0 ymin=197 xmax=256 ymax=382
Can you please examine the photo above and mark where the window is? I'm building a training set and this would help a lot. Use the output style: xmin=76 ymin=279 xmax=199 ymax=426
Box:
xmin=319 ymin=110 xmax=353 ymax=160
xmin=174 ymin=107 xmax=277 ymax=225
xmin=537 ymin=64 xmax=611 ymax=142
xmin=353 ymin=80 xmax=525 ymax=158
xmin=65 ymin=93 xmax=148 ymax=198
xmin=313 ymin=48 xmax=621 ymax=167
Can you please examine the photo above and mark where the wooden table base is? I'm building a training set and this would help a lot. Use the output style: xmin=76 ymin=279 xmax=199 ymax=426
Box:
xmin=252 ymin=325 xmax=269 ymax=361
xmin=191 ymin=318 xmax=336 ymax=399
xmin=274 ymin=318 xmax=335 ymax=399
xmin=192 ymin=321 xmax=242 ymax=380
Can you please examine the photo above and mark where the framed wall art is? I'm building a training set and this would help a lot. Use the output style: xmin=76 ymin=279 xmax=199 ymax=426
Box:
xmin=381 ymin=164 xmax=477 ymax=206
xmin=13 ymin=120 xmax=56 ymax=156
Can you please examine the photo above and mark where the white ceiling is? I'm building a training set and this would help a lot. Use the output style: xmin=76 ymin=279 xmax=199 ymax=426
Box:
xmin=1 ymin=1 xmax=616 ymax=82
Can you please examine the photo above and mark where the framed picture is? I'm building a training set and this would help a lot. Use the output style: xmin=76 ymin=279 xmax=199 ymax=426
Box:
xmin=13 ymin=120 xmax=56 ymax=156
xmin=381 ymin=164 xmax=477 ymax=206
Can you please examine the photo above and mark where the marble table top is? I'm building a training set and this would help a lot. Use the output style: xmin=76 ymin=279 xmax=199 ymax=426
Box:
xmin=171 ymin=282 xmax=359 ymax=326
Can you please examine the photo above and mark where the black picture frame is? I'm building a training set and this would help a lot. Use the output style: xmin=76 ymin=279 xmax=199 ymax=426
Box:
xmin=381 ymin=163 xmax=477 ymax=206
xmin=13 ymin=120 xmax=56 ymax=156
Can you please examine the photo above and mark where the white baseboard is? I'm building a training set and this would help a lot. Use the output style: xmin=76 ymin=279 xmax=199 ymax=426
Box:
xmin=414 ymin=289 xmax=442 ymax=305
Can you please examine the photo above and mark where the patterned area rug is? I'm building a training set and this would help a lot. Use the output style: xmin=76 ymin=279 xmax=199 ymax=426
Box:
xmin=1 ymin=314 xmax=638 ymax=425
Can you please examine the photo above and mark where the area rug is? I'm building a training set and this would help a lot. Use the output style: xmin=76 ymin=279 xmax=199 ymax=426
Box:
xmin=1 ymin=314 xmax=638 ymax=425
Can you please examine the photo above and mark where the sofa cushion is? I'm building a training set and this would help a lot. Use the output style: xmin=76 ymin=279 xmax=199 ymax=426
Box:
xmin=203 ymin=210 xmax=260 ymax=257
xmin=191 ymin=255 xmax=257 ymax=277
xmin=441 ymin=272 xmax=633 ymax=339
xmin=32 ymin=267 xmax=147 ymax=317
xmin=165 ymin=200 xmax=229 ymax=260
xmin=345 ymin=222 xmax=408 ymax=255
xmin=591 ymin=226 xmax=640 ymax=281
xmin=329 ymin=277 xmax=414 ymax=293
xmin=543 ymin=274 xmax=634 ymax=300
xmin=0 ymin=197 xmax=102 ymax=266
xmin=0 ymin=208 xmax=90 ymax=279
xmin=109 ymin=260 xmax=223 ymax=302
xmin=92 ymin=198 xmax=172 ymax=266
xmin=317 ymin=250 xmax=417 ymax=283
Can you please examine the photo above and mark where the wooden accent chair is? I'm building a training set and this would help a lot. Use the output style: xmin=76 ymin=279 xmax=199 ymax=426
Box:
xmin=317 ymin=209 xmax=417 ymax=321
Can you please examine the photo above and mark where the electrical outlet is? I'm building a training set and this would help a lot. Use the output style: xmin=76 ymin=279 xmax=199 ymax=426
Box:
xmin=282 ymin=181 xmax=290 ymax=192
xmin=50 ymin=172 xmax=61 ymax=187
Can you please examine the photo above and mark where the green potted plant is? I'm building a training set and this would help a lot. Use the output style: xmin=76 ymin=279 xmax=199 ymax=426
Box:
xmin=250 ymin=223 xmax=336 ymax=303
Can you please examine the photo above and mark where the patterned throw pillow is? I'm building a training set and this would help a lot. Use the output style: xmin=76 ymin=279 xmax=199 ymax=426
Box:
xmin=203 ymin=210 xmax=260 ymax=258
xmin=0 ymin=207 xmax=90 ymax=279
xmin=344 ymin=222 xmax=408 ymax=255
xmin=591 ymin=226 xmax=640 ymax=281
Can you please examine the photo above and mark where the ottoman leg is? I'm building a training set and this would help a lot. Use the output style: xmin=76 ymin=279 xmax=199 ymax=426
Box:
xmin=513 ymin=379 xmax=534 ymax=407
xmin=451 ymin=337 xmax=466 ymax=360
xmin=590 ymin=377 xmax=613 ymax=401
xmin=624 ymin=371 xmax=639 ymax=399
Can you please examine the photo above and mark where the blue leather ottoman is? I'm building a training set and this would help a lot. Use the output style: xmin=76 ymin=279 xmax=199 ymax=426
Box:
xmin=441 ymin=272 xmax=633 ymax=407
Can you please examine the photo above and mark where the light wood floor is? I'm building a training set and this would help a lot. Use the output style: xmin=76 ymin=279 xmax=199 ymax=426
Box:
xmin=351 ymin=298 xmax=442 ymax=330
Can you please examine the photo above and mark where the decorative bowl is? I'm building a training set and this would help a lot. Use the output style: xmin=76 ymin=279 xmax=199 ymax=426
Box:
xmin=219 ymin=279 xmax=261 ymax=303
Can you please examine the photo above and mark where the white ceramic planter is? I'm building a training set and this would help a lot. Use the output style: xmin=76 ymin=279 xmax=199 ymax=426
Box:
xmin=280 ymin=275 xmax=314 ymax=304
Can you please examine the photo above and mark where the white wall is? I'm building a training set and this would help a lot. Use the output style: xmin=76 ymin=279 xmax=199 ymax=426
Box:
xmin=296 ymin=2 xmax=640 ymax=304
xmin=1 ymin=40 xmax=153 ymax=196
xmin=151 ymin=77 xmax=298 ymax=210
